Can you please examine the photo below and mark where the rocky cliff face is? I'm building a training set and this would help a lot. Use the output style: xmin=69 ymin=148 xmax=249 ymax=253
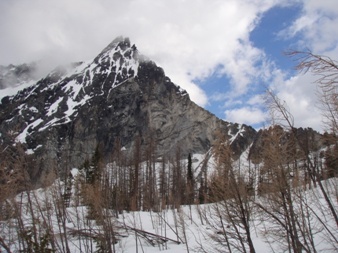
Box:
xmin=0 ymin=37 xmax=257 ymax=182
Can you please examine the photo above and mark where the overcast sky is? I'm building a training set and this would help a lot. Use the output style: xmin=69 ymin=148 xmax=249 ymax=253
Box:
xmin=1 ymin=0 xmax=337 ymax=132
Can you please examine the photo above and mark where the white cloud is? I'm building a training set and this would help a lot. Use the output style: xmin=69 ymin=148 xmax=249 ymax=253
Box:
xmin=225 ymin=107 xmax=267 ymax=126
xmin=1 ymin=0 xmax=336 ymax=133
xmin=271 ymin=0 xmax=338 ymax=132
xmin=248 ymin=95 xmax=265 ymax=106
xmin=273 ymin=73 xmax=323 ymax=131
xmin=281 ymin=0 xmax=338 ymax=53
xmin=0 ymin=0 xmax=278 ymax=107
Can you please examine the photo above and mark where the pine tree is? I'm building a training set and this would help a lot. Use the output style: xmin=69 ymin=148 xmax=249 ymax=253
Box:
xmin=186 ymin=153 xmax=194 ymax=205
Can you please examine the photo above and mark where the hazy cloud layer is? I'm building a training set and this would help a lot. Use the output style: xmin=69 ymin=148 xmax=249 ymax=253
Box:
xmin=0 ymin=0 xmax=277 ymax=106
xmin=1 ymin=0 xmax=337 ymax=131
xmin=225 ymin=107 xmax=267 ymax=126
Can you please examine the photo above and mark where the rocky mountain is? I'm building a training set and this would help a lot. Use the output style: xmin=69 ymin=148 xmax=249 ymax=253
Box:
xmin=0 ymin=37 xmax=258 ymax=183
xmin=0 ymin=37 xmax=335 ymax=253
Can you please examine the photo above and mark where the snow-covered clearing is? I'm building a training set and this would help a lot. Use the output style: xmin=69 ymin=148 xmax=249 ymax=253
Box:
xmin=0 ymin=176 xmax=336 ymax=252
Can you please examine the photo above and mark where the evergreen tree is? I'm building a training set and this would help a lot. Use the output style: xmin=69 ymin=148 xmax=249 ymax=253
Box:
xmin=91 ymin=145 xmax=102 ymax=184
xmin=324 ymin=144 xmax=338 ymax=178
xmin=198 ymin=177 xmax=205 ymax=204
xmin=84 ymin=145 xmax=102 ymax=185
xmin=186 ymin=153 xmax=194 ymax=204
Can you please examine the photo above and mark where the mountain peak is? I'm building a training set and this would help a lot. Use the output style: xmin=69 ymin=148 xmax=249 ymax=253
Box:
xmin=0 ymin=36 xmax=258 ymax=185
xmin=100 ymin=36 xmax=132 ymax=55
xmin=89 ymin=36 xmax=139 ymax=86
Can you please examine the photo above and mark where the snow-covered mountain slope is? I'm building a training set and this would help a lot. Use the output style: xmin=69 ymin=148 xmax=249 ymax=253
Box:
xmin=2 ymin=37 xmax=140 ymax=142
xmin=0 ymin=37 xmax=256 ymax=184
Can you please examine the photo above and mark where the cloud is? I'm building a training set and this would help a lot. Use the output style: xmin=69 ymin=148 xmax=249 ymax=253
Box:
xmin=0 ymin=0 xmax=278 ymax=107
xmin=1 ymin=0 xmax=336 ymax=133
xmin=280 ymin=0 xmax=338 ymax=54
xmin=247 ymin=94 xmax=265 ymax=106
xmin=224 ymin=107 xmax=267 ymax=126
xmin=272 ymin=73 xmax=323 ymax=130
xmin=271 ymin=0 xmax=338 ymax=132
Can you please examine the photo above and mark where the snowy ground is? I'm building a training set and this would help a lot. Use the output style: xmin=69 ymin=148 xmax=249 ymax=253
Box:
xmin=1 ymin=176 xmax=337 ymax=252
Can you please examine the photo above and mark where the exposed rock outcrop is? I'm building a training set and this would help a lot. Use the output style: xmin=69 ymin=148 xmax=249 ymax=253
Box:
xmin=0 ymin=37 xmax=257 ymax=183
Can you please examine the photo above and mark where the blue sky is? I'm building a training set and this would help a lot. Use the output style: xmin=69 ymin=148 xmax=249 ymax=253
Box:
xmin=250 ymin=5 xmax=303 ymax=72
xmin=202 ymin=4 xmax=304 ymax=128
xmin=0 ymin=0 xmax=337 ymax=132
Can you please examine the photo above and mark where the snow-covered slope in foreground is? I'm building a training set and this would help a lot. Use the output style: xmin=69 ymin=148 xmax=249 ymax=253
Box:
xmin=0 ymin=172 xmax=336 ymax=252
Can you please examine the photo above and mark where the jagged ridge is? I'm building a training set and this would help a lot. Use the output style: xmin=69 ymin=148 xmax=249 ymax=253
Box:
xmin=0 ymin=37 xmax=256 ymax=183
